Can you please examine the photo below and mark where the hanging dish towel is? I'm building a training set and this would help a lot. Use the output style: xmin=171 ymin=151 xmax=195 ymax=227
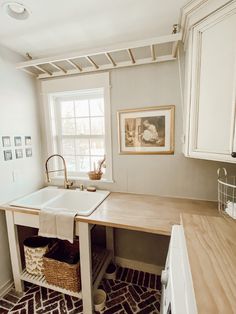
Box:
xmin=39 ymin=208 xmax=57 ymax=238
xmin=56 ymin=209 xmax=76 ymax=243
xmin=39 ymin=208 xmax=76 ymax=243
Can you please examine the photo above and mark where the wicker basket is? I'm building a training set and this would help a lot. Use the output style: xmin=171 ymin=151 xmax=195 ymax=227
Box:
xmin=43 ymin=240 xmax=81 ymax=292
xmin=88 ymin=171 xmax=103 ymax=180
xmin=43 ymin=240 xmax=107 ymax=292
xmin=23 ymin=236 xmax=51 ymax=276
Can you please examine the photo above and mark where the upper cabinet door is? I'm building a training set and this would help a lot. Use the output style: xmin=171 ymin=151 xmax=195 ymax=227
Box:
xmin=186 ymin=2 xmax=236 ymax=163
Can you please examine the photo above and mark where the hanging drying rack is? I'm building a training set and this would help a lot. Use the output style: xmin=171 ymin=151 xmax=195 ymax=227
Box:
xmin=15 ymin=32 xmax=182 ymax=79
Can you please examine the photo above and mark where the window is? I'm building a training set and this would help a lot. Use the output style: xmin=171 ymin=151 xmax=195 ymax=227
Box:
xmin=42 ymin=73 xmax=112 ymax=181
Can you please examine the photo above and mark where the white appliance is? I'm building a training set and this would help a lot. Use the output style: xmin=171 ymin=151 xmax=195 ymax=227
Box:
xmin=161 ymin=225 xmax=198 ymax=314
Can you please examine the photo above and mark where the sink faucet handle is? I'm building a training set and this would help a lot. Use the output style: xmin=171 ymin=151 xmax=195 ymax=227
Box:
xmin=65 ymin=180 xmax=74 ymax=189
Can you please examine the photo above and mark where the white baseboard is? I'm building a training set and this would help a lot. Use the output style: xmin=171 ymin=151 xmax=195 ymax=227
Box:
xmin=0 ymin=279 xmax=14 ymax=298
xmin=115 ymin=256 xmax=163 ymax=276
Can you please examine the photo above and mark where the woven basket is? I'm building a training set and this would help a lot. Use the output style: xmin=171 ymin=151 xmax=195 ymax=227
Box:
xmin=43 ymin=240 xmax=81 ymax=292
xmin=43 ymin=240 xmax=107 ymax=292
xmin=88 ymin=171 xmax=103 ymax=180
xmin=23 ymin=236 xmax=51 ymax=276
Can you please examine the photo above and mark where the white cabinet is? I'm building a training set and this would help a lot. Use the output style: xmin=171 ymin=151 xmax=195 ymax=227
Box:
xmin=183 ymin=1 xmax=236 ymax=163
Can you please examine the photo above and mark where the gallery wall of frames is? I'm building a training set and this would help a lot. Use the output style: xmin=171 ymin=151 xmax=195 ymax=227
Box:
xmin=1 ymin=136 xmax=32 ymax=161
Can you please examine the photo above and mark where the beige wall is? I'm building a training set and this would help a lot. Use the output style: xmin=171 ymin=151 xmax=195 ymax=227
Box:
xmin=40 ymin=60 xmax=236 ymax=266
xmin=0 ymin=46 xmax=44 ymax=294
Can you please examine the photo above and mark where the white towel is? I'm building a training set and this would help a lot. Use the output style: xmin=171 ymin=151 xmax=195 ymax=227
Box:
xmin=39 ymin=208 xmax=57 ymax=238
xmin=39 ymin=207 xmax=76 ymax=243
xmin=56 ymin=209 xmax=76 ymax=243
xmin=226 ymin=201 xmax=236 ymax=219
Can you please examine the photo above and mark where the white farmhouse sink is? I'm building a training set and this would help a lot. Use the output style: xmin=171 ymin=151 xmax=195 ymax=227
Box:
xmin=46 ymin=190 xmax=110 ymax=216
xmin=10 ymin=187 xmax=64 ymax=209
xmin=10 ymin=187 xmax=110 ymax=216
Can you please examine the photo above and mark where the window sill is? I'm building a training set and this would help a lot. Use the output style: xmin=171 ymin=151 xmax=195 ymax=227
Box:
xmin=52 ymin=176 xmax=114 ymax=184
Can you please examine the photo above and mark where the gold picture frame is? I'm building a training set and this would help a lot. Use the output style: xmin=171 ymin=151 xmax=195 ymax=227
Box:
xmin=117 ymin=105 xmax=175 ymax=155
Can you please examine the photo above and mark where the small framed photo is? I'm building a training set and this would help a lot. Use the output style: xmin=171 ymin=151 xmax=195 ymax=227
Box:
xmin=25 ymin=148 xmax=32 ymax=157
xmin=2 ymin=136 xmax=11 ymax=147
xmin=4 ymin=150 xmax=13 ymax=161
xmin=14 ymin=136 xmax=22 ymax=146
xmin=25 ymin=136 xmax=32 ymax=146
xmin=15 ymin=149 xmax=23 ymax=159
xmin=118 ymin=105 xmax=175 ymax=154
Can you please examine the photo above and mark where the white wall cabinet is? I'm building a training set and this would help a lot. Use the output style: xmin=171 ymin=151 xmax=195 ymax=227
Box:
xmin=183 ymin=1 xmax=236 ymax=163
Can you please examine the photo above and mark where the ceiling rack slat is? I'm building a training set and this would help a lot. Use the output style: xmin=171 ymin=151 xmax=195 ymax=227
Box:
xmin=127 ymin=49 xmax=135 ymax=64
xmin=172 ymin=41 xmax=179 ymax=58
xmin=105 ymin=52 xmax=116 ymax=66
xmin=66 ymin=59 xmax=83 ymax=71
xmin=86 ymin=56 xmax=99 ymax=69
xmin=151 ymin=45 xmax=156 ymax=61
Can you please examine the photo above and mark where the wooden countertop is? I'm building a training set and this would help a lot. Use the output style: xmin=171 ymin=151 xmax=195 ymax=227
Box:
xmin=76 ymin=193 xmax=218 ymax=235
xmin=0 ymin=192 xmax=218 ymax=235
xmin=181 ymin=214 xmax=236 ymax=314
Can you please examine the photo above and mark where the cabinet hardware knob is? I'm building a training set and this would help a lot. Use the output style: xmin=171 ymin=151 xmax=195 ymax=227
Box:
xmin=231 ymin=152 xmax=236 ymax=158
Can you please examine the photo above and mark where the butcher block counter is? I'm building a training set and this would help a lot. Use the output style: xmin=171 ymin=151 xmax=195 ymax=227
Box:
xmin=181 ymin=214 xmax=236 ymax=314
xmin=1 ymin=192 xmax=219 ymax=235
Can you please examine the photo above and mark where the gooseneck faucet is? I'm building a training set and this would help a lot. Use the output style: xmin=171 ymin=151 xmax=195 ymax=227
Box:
xmin=45 ymin=154 xmax=73 ymax=189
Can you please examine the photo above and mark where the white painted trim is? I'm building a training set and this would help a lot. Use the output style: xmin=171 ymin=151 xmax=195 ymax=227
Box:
xmin=115 ymin=256 xmax=163 ymax=276
xmin=180 ymin=0 xmax=233 ymax=45
xmin=0 ymin=279 xmax=14 ymax=298
xmin=40 ymin=72 xmax=113 ymax=181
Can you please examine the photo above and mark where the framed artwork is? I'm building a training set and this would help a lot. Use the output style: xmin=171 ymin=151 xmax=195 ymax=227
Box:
xmin=15 ymin=149 xmax=23 ymax=159
xmin=25 ymin=136 xmax=32 ymax=146
xmin=25 ymin=148 xmax=32 ymax=157
xmin=4 ymin=150 xmax=13 ymax=161
xmin=117 ymin=106 xmax=175 ymax=154
xmin=2 ymin=136 xmax=11 ymax=147
xmin=14 ymin=136 xmax=22 ymax=146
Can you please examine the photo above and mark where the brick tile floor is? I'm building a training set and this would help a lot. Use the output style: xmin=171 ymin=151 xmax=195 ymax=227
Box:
xmin=0 ymin=267 xmax=161 ymax=314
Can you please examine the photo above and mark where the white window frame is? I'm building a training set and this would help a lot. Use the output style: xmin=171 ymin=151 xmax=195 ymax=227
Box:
xmin=41 ymin=72 xmax=113 ymax=182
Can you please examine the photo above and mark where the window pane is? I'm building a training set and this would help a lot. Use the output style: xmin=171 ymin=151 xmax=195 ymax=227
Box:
xmin=64 ymin=156 xmax=76 ymax=172
xmin=75 ymin=139 xmax=90 ymax=155
xmin=91 ymin=117 xmax=104 ymax=135
xmin=90 ymin=98 xmax=104 ymax=116
xmin=76 ymin=118 xmax=90 ymax=135
xmin=62 ymin=139 xmax=75 ymax=155
xmin=76 ymin=156 xmax=90 ymax=172
xmin=91 ymin=156 xmax=106 ymax=173
xmin=62 ymin=118 xmax=76 ymax=135
xmin=61 ymin=101 xmax=74 ymax=117
xmin=75 ymin=100 xmax=89 ymax=117
xmin=90 ymin=138 xmax=105 ymax=155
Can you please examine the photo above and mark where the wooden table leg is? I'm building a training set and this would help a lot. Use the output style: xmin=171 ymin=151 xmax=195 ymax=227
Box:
xmin=5 ymin=211 xmax=24 ymax=292
xmin=79 ymin=222 xmax=93 ymax=314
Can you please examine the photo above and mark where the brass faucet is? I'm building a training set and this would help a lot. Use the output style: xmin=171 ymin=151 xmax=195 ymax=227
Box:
xmin=45 ymin=154 xmax=73 ymax=189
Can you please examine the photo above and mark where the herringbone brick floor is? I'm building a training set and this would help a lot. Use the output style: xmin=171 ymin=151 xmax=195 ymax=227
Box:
xmin=0 ymin=267 xmax=161 ymax=314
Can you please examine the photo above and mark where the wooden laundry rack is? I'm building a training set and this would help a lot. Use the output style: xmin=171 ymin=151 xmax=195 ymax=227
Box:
xmin=16 ymin=33 xmax=182 ymax=79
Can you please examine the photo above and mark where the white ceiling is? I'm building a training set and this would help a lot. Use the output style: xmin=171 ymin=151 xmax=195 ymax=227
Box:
xmin=0 ymin=0 xmax=187 ymax=59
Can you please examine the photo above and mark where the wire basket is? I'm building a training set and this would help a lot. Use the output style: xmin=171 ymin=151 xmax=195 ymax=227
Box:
xmin=218 ymin=168 xmax=236 ymax=219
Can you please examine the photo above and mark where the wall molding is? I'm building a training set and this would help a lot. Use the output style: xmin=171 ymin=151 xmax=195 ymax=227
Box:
xmin=180 ymin=0 xmax=233 ymax=44
xmin=0 ymin=279 xmax=14 ymax=298
xmin=115 ymin=256 xmax=163 ymax=276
